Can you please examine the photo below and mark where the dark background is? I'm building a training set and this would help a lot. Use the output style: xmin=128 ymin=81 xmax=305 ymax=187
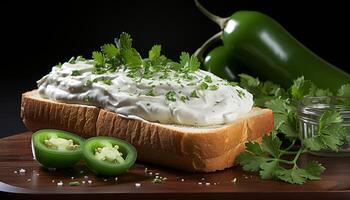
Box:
xmin=1 ymin=0 xmax=348 ymax=138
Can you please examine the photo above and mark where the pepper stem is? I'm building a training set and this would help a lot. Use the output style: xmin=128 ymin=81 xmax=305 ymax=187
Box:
xmin=194 ymin=0 xmax=229 ymax=30
xmin=194 ymin=32 xmax=222 ymax=64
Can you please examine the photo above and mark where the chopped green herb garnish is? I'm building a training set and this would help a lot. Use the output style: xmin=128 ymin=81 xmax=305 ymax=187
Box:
xmin=180 ymin=95 xmax=190 ymax=103
xmin=103 ymin=79 xmax=112 ymax=85
xmin=182 ymin=73 xmax=195 ymax=80
xmin=145 ymin=88 xmax=156 ymax=96
xmin=92 ymin=77 xmax=112 ymax=85
xmin=85 ymin=80 xmax=93 ymax=87
xmin=209 ymin=85 xmax=219 ymax=90
xmin=69 ymin=181 xmax=81 ymax=186
xmin=204 ymin=75 xmax=212 ymax=83
xmin=71 ymin=70 xmax=81 ymax=76
xmin=190 ymin=90 xmax=199 ymax=98
xmin=199 ymin=82 xmax=208 ymax=90
xmin=159 ymin=71 xmax=169 ymax=79
xmin=85 ymin=33 xmax=203 ymax=82
xmin=236 ymin=89 xmax=245 ymax=98
xmin=146 ymin=103 xmax=151 ymax=106
xmin=165 ymin=91 xmax=177 ymax=102
xmin=187 ymin=82 xmax=196 ymax=86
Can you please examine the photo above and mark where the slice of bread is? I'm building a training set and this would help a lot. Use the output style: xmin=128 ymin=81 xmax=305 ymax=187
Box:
xmin=21 ymin=90 xmax=273 ymax=172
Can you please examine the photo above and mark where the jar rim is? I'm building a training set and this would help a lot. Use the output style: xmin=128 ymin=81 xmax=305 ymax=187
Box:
xmin=298 ymin=96 xmax=350 ymax=118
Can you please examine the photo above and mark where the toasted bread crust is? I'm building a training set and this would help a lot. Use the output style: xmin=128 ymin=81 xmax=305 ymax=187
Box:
xmin=21 ymin=90 xmax=273 ymax=172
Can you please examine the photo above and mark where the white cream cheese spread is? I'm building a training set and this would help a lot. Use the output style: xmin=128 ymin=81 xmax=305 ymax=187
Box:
xmin=38 ymin=59 xmax=253 ymax=126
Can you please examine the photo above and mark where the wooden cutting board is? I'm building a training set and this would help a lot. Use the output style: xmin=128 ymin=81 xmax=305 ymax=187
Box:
xmin=0 ymin=132 xmax=349 ymax=200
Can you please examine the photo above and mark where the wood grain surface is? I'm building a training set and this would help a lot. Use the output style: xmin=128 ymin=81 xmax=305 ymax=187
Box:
xmin=0 ymin=132 xmax=349 ymax=200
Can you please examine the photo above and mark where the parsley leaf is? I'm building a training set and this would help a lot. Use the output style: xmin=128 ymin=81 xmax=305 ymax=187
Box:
xmin=275 ymin=161 xmax=324 ymax=184
xmin=275 ymin=167 xmax=308 ymax=184
xmin=238 ymin=133 xmax=318 ymax=184
xmin=265 ymin=99 xmax=288 ymax=130
xmin=116 ymin=32 xmax=132 ymax=49
xmin=290 ymin=76 xmax=315 ymax=100
xmin=260 ymin=160 xmax=280 ymax=180
xmin=304 ymin=160 xmax=325 ymax=180
xmin=313 ymin=88 xmax=333 ymax=97
xmin=237 ymin=142 xmax=270 ymax=172
xmin=303 ymin=110 xmax=347 ymax=151
xmin=265 ymin=99 xmax=298 ymax=138
xmin=237 ymin=152 xmax=269 ymax=172
xmin=238 ymin=74 xmax=287 ymax=107
xmin=122 ymin=48 xmax=143 ymax=68
xmin=180 ymin=52 xmax=200 ymax=72
xmin=239 ymin=74 xmax=260 ymax=89
xmin=261 ymin=133 xmax=282 ymax=158
xmin=92 ymin=51 xmax=105 ymax=66
xmin=102 ymin=44 xmax=119 ymax=59
xmin=337 ymin=84 xmax=350 ymax=97
xmin=149 ymin=45 xmax=161 ymax=60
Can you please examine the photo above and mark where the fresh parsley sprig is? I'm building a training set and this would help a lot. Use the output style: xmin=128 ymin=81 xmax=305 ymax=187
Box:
xmin=237 ymin=74 xmax=349 ymax=184
xmin=303 ymin=110 xmax=347 ymax=151
xmin=90 ymin=32 xmax=200 ymax=81
xmin=87 ymin=33 xmax=205 ymax=103
xmin=238 ymin=131 xmax=325 ymax=184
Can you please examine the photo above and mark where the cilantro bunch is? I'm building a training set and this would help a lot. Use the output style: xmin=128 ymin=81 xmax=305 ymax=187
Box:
xmin=237 ymin=74 xmax=350 ymax=184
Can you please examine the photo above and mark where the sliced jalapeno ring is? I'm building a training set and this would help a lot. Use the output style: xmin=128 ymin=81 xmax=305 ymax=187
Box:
xmin=83 ymin=136 xmax=137 ymax=176
xmin=31 ymin=129 xmax=84 ymax=168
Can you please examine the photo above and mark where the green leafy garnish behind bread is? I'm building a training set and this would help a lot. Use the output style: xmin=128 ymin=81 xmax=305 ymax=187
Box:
xmin=237 ymin=74 xmax=348 ymax=184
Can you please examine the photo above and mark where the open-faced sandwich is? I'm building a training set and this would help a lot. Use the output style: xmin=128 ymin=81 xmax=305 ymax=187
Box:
xmin=21 ymin=33 xmax=273 ymax=172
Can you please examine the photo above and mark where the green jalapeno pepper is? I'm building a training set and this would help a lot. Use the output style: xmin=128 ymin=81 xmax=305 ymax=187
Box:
xmin=194 ymin=0 xmax=350 ymax=92
xmin=203 ymin=45 xmax=251 ymax=81
xmin=82 ymin=136 xmax=137 ymax=176
xmin=31 ymin=129 xmax=84 ymax=168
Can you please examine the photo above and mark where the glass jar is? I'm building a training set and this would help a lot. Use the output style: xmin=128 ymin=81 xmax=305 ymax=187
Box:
xmin=298 ymin=96 xmax=350 ymax=157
